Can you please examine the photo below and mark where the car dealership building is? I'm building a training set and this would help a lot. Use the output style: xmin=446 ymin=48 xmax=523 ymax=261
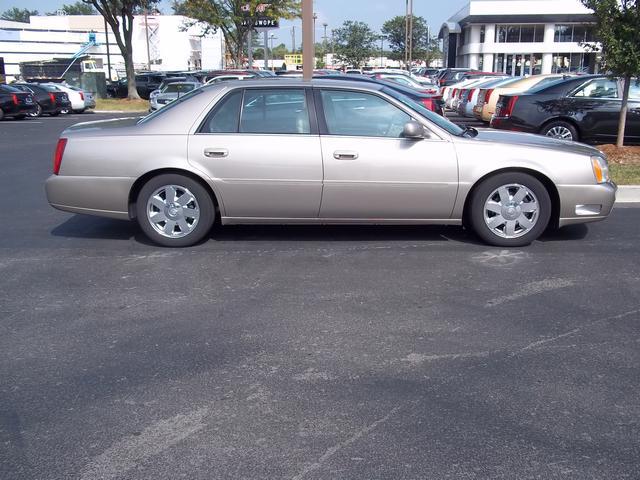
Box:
xmin=439 ymin=0 xmax=600 ymax=76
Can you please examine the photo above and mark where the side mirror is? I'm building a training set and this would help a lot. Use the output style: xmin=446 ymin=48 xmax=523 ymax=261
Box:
xmin=403 ymin=121 xmax=429 ymax=139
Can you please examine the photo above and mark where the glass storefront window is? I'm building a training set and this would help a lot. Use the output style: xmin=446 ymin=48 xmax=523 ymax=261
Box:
xmin=480 ymin=25 xmax=485 ymax=43
xmin=555 ymin=25 xmax=573 ymax=42
xmin=495 ymin=24 xmax=545 ymax=43
xmin=494 ymin=53 xmax=505 ymax=73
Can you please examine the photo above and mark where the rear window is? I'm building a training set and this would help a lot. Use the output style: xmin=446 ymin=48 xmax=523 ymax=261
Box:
xmin=0 ymin=84 xmax=20 ymax=93
xmin=39 ymin=84 xmax=62 ymax=92
xmin=138 ymin=87 xmax=204 ymax=124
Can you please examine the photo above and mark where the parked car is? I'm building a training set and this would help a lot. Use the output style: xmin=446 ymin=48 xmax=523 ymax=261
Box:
xmin=369 ymin=73 xmax=438 ymax=93
xmin=345 ymin=69 xmax=362 ymax=75
xmin=135 ymin=73 xmax=166 ymax=99
xmin=106 ymin=78 xmax=128 ymax=98
xmin=477 ymin=74 xmax=574 ymax=122
xmin=435 ymin=68 xmax=477 ymax=87
xmin=491 ymin=75 xmax=640 ymax=144
xmin=71 ymin=86 xmax=96 ymax=111
xmin=368 ymin=68 xmax=433 ymax=86
xmin=149 ymin=81 xmax=201 ymax=112
xmin=443 ymin=78 xmax=488 ymax=110
xmin=149 ymin=76 xmax=201 ymax=101
xmin=318 ymin=74 xmax=445 ymax=115
xmin=43 ymin=83 xmax=92 ymax=114
xmin=0 ymin=83 xmax=37 ymax=120
xmin=205 ymin=75 xmax=251 ymax=85
xmin=46 ymin=78 xmax=615 ymax=249
xmin=456 ymin=77 xmax=510 ymax=117
xmin=11 ymin=83 xmax=71 ymax=117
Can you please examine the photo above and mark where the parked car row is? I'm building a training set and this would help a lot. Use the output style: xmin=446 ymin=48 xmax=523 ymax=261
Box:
xmin=442 ymin=72 xmax=640 ymax=144
xmin=0 ymin=82 xmax=95 ymax=120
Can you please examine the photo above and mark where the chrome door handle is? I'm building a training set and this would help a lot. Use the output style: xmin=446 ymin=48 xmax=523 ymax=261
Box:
xmin=333 ymin=150 xmax=359 ymax=160
xmin=204 ymin=148 xmax=228 ymax=158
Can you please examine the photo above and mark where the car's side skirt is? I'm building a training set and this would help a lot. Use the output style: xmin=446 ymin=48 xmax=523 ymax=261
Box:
xmin=222 ymin=217 xmax=462 ymax=226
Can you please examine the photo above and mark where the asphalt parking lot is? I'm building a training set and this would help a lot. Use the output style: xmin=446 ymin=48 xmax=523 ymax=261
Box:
xmin=1 ymin=113 xmax=640 ymax=480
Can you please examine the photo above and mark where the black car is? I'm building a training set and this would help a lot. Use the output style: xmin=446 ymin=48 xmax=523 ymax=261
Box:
xmin=491 ymin=75 xmax=640 ymax=144
xmin=12 ymin=83 xmax=70 ymax=117
xmin=135 ymin=73 xmax=166 ymax=99
xmin=435 ymin=68 xmax=477 ymax=87
xmin=317 ymin=74 xmax=445 ymax=116
xmin=0 ymin=84 xmax=38 ymax=120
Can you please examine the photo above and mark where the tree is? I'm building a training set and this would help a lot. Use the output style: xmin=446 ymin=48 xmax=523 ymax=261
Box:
xmin=332 ymin=21 xmax=377 ymax=68
xmin=581 ymin=0 xmax=640 ymax=147
xmin=81 ymin=0 xmax=157 ymax=99
xmin=382 ymin=15 xmax=433 ymax=66
xmin=0 ymin=8 xmax=38 ymax=23
xmin=49 ymin=2 xmax=97 ymax=15
xmin=173 ymin=0 xmax=299 ymax=68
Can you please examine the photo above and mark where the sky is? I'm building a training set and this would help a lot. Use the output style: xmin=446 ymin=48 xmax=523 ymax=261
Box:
xmin=0 ymin=0 xmax=470 ymax=49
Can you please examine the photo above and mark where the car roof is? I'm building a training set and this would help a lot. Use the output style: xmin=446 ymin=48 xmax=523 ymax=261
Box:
xmin=200 ymin=77 xmax=386 ymax=92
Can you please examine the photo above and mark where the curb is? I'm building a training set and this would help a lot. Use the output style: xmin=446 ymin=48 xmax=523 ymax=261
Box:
xmin=616 ymin=186 xmax=640 ymax=203
xmin=94 ymin=110 xmax=147 ymax=114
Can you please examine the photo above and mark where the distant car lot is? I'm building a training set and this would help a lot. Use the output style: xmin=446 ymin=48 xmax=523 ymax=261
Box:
xmin=1 ymin=113 xmax=639 ymax=479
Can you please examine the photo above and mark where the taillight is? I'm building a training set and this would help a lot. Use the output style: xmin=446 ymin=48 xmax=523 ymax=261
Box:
xmin=467 ymin=89 xmax=475 ymax=101
xmin=49 ymin=92 xmax=55 ymax=103
xmin=53 ymin=138 xmax=67 ymax=175
xmin=79 ymin=91 xmax=84 ymax=100
xmin=12 ymin=94 xmax=18 ymax=105
xmin=421 ymin=98 xmax=434 ymax=111
xmin=496 ymin=96 xmax=519 ymax=117
xmin=452 ymin=88 xmax=458 ymax=97
xmin=485 ymin=89 xmax=495 ymax=103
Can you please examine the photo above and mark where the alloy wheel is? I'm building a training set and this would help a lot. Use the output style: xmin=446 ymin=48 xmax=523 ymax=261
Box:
xmin=545 ymin=126 xmax=573 ymax=140
xmin=483 ymin=184 xmax=540 ymax=239
xmin=146 ymin=185 xmax=201 ymax=238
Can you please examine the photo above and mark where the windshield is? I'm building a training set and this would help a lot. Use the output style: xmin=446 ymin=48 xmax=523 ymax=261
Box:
xmin=163 ymin=83 xmax=197 ymax=94
xmin=382 ymin=87 xmax=465 ymax=136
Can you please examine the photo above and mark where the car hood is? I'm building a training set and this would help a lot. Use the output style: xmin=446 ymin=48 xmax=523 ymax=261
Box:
xmin=469 ymin=128 xmax=602 ymax=157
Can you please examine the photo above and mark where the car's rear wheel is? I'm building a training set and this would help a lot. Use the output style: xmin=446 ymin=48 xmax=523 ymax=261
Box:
xmin=469 ymin=172 xmax=551 ymax=247
xmin=136 ymin=174 xmax=215 ymax=247
xmin=28 ymin=104 xmax=42 ymax=117
xmin=541 ymin=121 xmax=578 ymax=141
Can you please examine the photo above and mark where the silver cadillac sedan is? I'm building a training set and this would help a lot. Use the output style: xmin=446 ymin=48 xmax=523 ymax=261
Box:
xmin=45 ymin=79 xmax=616 ymax=247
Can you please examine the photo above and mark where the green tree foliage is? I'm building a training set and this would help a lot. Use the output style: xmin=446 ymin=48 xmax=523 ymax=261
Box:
xmin=581 ymin=0 xmax=640 ymax=146
xmin=381 ymin=15 xmax=440 ymax=66
xmin=173 ymin=0 xmax=300 ymax=68
xmin=81 ymin=0 xmax=159 ymax=99
xmin=332 ymin=21 xmax=377 ymax=68
xmin=0 ymin=8 xmax=38 ymax=23
xmin=51 ymin=2 xmax=97 ymax=15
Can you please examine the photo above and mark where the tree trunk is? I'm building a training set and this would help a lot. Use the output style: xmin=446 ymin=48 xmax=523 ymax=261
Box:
xmin=616 ymin=75 xmax=631 ymax=148
xmin=124 ymin=45 xmax=140 ymax=100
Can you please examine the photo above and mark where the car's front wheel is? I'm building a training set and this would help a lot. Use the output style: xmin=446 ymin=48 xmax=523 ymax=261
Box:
xmin=469 ymin=172 xmax=551 ymax=247
xmin=136 ymin=174 xmax=215 ymax=247
xmin=28 ymin=104 xmax=42 ymax=117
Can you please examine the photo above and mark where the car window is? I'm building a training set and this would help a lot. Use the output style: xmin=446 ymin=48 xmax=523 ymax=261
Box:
xmin=199 ymin=90 xmax=242 ymax=134
xmin=320 ymin=89 xmax=411 ymax=138
xmin=240 ymin=89 xmax=310 ymax=135
xmin=573 ymin=78 xmax=619 ymax=98
xmin=629 ymin=80 xmax=640 ymax=99
xmin=163 ymin=83 xmax=197 ymax=94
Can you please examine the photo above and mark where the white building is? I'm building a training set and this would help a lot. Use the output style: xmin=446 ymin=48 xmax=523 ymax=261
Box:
xmin=0 ymin=14 xmax=224 ymax=81
xmin=438 ymin=0 xmax=599 ymax=76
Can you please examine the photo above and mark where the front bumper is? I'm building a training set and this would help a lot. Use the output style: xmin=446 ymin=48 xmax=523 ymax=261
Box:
xmin=557 ymin=182 xmax=617 ymax=227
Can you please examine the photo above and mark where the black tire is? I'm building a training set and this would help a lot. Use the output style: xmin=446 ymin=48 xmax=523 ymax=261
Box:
xmin=72 ymin=109 xmax=86 ymax=114
xmin=0 ymin=108 xmax=4 ymax=121
xmin=469 ymin=172 xmax=552 ymax=247
xmin=136 ymin=174 xmax=215 ymax=248
xmin=50 ymin=111 xmax=60 ymax=117
xmin=540 ymin=120 xmax=579 ymax=142
xmin=28 ymin=104 xmax=42 ymax=118
xmin=14 ymin=114 xmax=26 ymax=120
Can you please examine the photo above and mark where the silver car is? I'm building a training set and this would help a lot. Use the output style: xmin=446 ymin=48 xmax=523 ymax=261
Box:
xmin=45 ymin=79 xmax=616 ymax=247
xmin=149 ymin=81 xmax=200 ymax=112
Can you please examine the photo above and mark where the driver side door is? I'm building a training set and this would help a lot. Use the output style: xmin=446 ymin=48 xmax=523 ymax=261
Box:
xmin=316 ymin=88 xmax=459 ymax=220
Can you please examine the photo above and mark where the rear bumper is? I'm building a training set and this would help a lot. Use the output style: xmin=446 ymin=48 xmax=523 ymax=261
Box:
xmin=557 ymin=182 xmax=617 ymax=227
xmin=45 ymin=175 xmax=134 ymax=220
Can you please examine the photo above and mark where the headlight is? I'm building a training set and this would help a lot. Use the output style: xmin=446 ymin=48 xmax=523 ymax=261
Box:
xmin=591 ymin=155 xmax=610 ymax=184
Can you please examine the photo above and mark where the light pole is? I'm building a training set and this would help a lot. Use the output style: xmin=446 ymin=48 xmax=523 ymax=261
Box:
xmin=269 ymin=34 xmax=277 ymax=71
xmin=379 ymin=35 xmax=385 ymax=68
xmin=322 ymin=22 xmax=328 ymax=68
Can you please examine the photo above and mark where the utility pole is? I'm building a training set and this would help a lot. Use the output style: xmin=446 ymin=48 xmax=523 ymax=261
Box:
xmin=269 ymin=34 xmax=277 ymax=71
xmin=408 ymin=0 xmax=414 ymax=70
xmin=291 ymin=25 xmax=296 ymax=53
xmin=302 ymin=0 xmax=313 ymax=80
xmin=264 ymin=30 xmax=269 ymax=72
xmin=104 ymin=16 xmax=112 ymax=81
xmin=144 ymin=4 xmax=151 ymax=70
xmin=379 ymin=35 xmax=384 ymax=68
xmin=404 ymin=0 xmax=409 ymax=68
xmin=248 ymin=29 xmax=253 ymax=69
xmin=322 ymin=23 xmax=328 ymax=67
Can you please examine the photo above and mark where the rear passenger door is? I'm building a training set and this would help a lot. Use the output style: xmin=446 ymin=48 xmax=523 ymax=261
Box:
xmin=565 ymin=78 xmax=621 ymax=142
xmin=188 ymin=87 xmax=324 ymax=220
